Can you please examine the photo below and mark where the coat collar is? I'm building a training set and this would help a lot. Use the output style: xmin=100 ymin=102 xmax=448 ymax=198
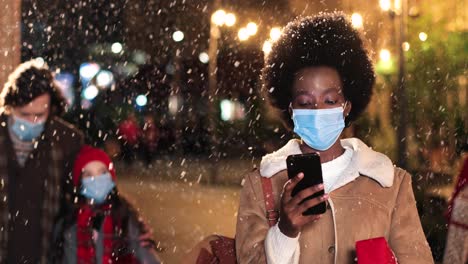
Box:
xmin=259 ymin=138 xmax=394 ymax=189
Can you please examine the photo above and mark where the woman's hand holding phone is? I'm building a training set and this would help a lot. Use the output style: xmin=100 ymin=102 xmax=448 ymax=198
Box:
xmin=278 ymin=173 xmax=329 ymax=238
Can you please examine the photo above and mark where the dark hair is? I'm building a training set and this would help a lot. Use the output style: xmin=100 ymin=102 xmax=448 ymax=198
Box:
xmin=262 ymin=12 xmax=375 ymax=129
xmin=1 ymin=66 xmax=66 ymax=115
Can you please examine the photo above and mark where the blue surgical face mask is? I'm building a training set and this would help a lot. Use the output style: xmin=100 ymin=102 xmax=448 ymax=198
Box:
xmin=11 ymin=115 xmax=46 ymax=141
xmin=80 ymin=172 xmax=115 ymax=204
xmin=291 ymin=106 xmax=346 ymax=151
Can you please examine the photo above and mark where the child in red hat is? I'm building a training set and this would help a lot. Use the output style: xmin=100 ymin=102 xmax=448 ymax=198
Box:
xmin=52 ymin=145 xmax=161 ymax=264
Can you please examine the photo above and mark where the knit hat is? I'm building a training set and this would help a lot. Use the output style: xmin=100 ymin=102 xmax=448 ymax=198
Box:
xmin=72 ymin=145 xmax=116 ymax=186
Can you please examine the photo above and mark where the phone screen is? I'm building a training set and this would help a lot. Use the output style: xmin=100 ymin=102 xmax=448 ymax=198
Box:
xmin=286 ymin=153 xmax=326 ymax=215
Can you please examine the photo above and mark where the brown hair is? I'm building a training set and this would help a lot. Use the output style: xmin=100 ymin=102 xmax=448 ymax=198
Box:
xmin=1 ymin=66 xmax=66 ymax=115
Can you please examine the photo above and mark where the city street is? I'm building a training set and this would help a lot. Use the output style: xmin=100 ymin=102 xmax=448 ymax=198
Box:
xmin=117 ymin=158 xmax=254 ymax=263
xmin=0 ymin=0 xmax=464 ymax=262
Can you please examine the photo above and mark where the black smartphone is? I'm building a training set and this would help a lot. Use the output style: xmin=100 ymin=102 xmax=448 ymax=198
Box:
xmin=286 ymin=153 xmax=326 ymax=215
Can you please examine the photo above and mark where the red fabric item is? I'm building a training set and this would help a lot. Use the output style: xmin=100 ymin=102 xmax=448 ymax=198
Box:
xmin=77 ymin=203 xmax=114 ymax=264
xmin=118 ymin=119 xmax=140 ymax=145
xmin=76 ymin=205 xmax=95 ymax=262
xmin=356 ymin=237 xmax=397 ymax=264
xmin=115 ymin=254 xmax=140 ymax=264
xmin=76 ymin=203 xmax=140 ymax=264
xmin=196 ymin=248 xmax=218 ymax=264
xmin=209 ymin=236 xmax=236 ymax=264
xmin=195 ymin=236 xmax=236 ymax=264
xmin=73 ymin=145 xmax=116 ymax=186
xmin=142 ymin=122 xmax=159 ymax=150
xmin=102 ymin=212 xmax=114 ymax=264
xmin=446 ymin=157 xmax=468 ymax=222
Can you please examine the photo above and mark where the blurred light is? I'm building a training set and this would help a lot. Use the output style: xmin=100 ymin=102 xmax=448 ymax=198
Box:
xmin=220 ymin=100 xmax=246 ymax=121
xmin=246 ymin=22 xmax=258 ymax=36
xmin=379 ymin=49 xmax=391 ymax=62
xmin=419 ymin=32 xmax=428 ymax=42
xmin=458 ymin=75 xmax=467 ymax=87
xmin=199 ymin=52 xmax=209 ymax=64
xmin=225 ymin=13 xmax=236 ymax=27
xmin=409 ymin=6 xmax=420 ymax=17
xmin=55 ymin=73 xmax=75 ymax=91
xmin=136 ymin=94 xmax=148 ymax=107
xmin=394 ymin=0 xmax=402 ymax=13
xmin=172 ymin=31 xmax=184 ymax=42
xmin=351 ymin=13 xmax=363 ymax=29
xmin=81 ymin=99 xmax=92 ymax=110
xmin=220 ymin=99 xmax=234 ymax=121
xmin=132 ymin=50 xmax=147 ymax=65
xmin=238 ymin=28 xmax=250 ymax=41
xmin=79 ymin=62 xmax=100 ymax=80
xmin=376 ymin=49 xmax=395 ymax=75
xmin=379 ymin=0 xmax=391 ymax=11
xmin=165 ymin=62 xmax=175 ymax=75
xmin=211 ymin=9 xmax=226 ymax=26
xmin=111 ymin=42 xmax=123 ymax=54
xmin=402 ymin=42 xmax=410 ymax=51
xmin=96 ymin=70 xmax=114 ymax=88
xmin=270 ymin=27 xmax=282 ymax=42
xmin=55 ymin=73 xmax=75 ymax=107
xmin=262 ymin=40 xmax=272 ymax=55
xmin=83 ymin=85 xmax=99 ymax=100
xmin=35 ymin=57 xmax=45 ymax=67
xmin=117 ymin=63 xmax=138 ymax=77
xmin=168 ymin=95 xmax=181 ymax=115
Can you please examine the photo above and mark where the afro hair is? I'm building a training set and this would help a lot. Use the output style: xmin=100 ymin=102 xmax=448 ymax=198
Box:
xmin=262 ymin=12 xmax=375 ymax=129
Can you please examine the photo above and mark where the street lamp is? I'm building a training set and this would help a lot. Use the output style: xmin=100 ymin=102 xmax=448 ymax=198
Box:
xmin=351 ymin=13 xmax=364 ymax=29
xmin=208 ymin=8 xmax=239 ymax=182
xmin=238 ymin=28 xmax=250 ymax=41
xmin=246 ymin=22 xmax=258 ymax=36
xmin=237 ymin=22 xmax=258 ymax=41
xmin=270 ymin=27 xmax=282 ymax=41
xmin=380 ymin=0 xmax=409 ymax=168
xmin=262 ymin=40 xmax=273 ymax=55
xmin=225 ymin=13 xmax=236 ymax=27
xmin=262 ymin=27 xmax=283 ymax=56
xmin=379 ymin=0 xmax=391 ymax=12
xmin=211 ymin=9 xmax=226 ymax=26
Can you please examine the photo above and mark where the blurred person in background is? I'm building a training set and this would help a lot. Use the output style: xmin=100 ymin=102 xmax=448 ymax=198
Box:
xmin=118 ymin=112 xmax=140 ymax=165
xmin=443 ymin=143 xmax=468 ymax=264
xmin=0 ymin=59 xmax=84 ymax=263
xmin=141 ymin=113 xmax=160 ymax=166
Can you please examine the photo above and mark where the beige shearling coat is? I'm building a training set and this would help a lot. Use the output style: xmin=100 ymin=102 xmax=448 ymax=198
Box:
xmin=235 ymin=138 xmax=433 ymax=264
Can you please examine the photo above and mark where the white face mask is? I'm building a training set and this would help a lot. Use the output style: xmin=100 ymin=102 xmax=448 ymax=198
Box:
xmin=11 ymin=115 xmax=46 ymax=141
xmin=80 ymin=172 xmax=115 ymax=204
xmin=291 ymin=105 xmax=346 ymax=151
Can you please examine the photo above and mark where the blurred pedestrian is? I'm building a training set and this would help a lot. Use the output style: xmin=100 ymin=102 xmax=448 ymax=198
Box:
xmin=0 ymin=59 xmax=84 ymax=263
xmin=52 ymin=145 xmax=161 ymax=263
xmin=443 ymin=144 xmax=468 ymax=264
xmin=141 ymin=113 xmax=160 ymax=166
xmin=118 ymin=112 xmax=140 ymax=165
xmin=235 ymin=13 xmax=433 ymax=263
